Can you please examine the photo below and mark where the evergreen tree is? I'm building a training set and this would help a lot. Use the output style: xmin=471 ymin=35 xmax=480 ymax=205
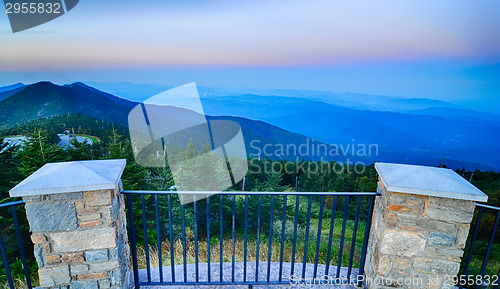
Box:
xmin=67 ymin=137 xmax=98 ymax=161
xmin=172 ymin=139 xmax=231 ymax=191
xmin=18 ymin=129 xmax=68 ymax=177
xmin=0 ymin=138 xmax=23 ymax=200
xmin=254 ymin=171 xmax=289 ymax=192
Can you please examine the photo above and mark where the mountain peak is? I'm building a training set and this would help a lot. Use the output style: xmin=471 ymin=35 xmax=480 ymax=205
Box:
xmin=0 ymin=82 xmax=26 ymax=94
xmin=0 ymin=81 xmax=137 ymax=128
xmin=29 ymin=81 xmax=58 ymax=88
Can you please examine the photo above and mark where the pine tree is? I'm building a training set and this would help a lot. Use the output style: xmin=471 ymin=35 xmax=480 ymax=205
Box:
xmin=0 ymin=138 xmax=23 ymax=200
xmin=18 ymin=129 xmax=68 ymax=177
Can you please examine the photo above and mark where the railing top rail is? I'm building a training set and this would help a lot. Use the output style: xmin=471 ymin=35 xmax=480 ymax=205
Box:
xmin=476 ymin=202 xmax=500 ymax=211
xmin=122 ymin=190 xmax=381 ymax=196
xmin=0 ymin=200 xmax=24 ymax=208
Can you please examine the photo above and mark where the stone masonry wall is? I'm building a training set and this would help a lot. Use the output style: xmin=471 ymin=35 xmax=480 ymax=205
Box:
xmin=364 ymin=178 xmax=475 ymax=289
xmin=23 ymin=185 xmax=130 ymax=289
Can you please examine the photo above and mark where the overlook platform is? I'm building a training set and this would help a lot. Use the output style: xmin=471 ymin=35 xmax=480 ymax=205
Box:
xmin=133 ymin=262 xmax=359 ymax=289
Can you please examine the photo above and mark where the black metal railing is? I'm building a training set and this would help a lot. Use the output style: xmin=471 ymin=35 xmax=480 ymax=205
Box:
xmin=0 ymin=200 xmax=32 ymax=289
xmin=123 ymin=191 xmax=378 ymax=288
xmin=460 ymin=203 xmax=500 ymax=289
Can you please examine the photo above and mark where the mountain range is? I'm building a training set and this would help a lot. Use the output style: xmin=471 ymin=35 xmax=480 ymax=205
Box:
xmin=0 ymin=82 xmax=136 ymax=127
xmin=199 ymin=95 xmax=500 ymax=170
xmin=0 ymin=81 xmax=499 ymax=171
xmin=0 ymin=82 xmax=359 ymax=163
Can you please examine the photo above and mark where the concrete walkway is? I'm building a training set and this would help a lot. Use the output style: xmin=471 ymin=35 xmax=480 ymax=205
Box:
xmin=133 ymin=262 xmax=362 ymax=288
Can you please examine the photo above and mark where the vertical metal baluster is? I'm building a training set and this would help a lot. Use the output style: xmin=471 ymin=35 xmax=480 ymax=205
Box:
xmin=194 ymin=195 xmax=199 ymax=283
xmin=357 ymin=196 xmax=375 ymax=286
xmin=267 ymin=195 xmax=275 ymax=283
xmin=255 ymin=195 xmax=262 ymax=283
xmin=347 ymin=196 xmax=362 ymax=282
xmin=477 ymin=211 xmax=500 ymax=289
xmin=462 ymin=207 xmax=484 ymax=281
xmin=494 ymin=265 xmax=500 ymax=289
xmin=141 ymin=195 xmax=151 ymax=283
xmin=313 ymin=196 xmax=325 ymax=279
xmin=279 ymin=195 xmax=287 ymax=283
xmin=155 ymin=195 xmax=163 ymax=283
xmin=302 ymin=196 xmax=312 ymax=279
xmin=181 ymin=201 xmax=187 ymax=283
xmin=290 ymin=196 xmax=300 ymax=279
xmin=336 ymin=196 xmax=349 ymax=279
xmin=325 ymin=196 xmax=338 ymax=277
xmin=244 ymin=195 xmax=249 ymax=283
xmin=126 ymin=195 xmax=140 ymax=289
xmin=10 ymin=205 xmax=32 ymax=289
xmin=232 ymin=195 xmax=236 ymax=283
xmin=207 ymin=195 xmax=211 ymax=283
xmin=0 ymin=228 xmax=14 ymax=289
xmin=168 ymin=194 xmax=175 ymax=283
xmin=220 ymin=195 xmax=224 ymax=284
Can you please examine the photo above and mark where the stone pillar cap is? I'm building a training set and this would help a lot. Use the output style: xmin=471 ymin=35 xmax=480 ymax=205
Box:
xmin=9 ymin=159 xmax=126 ymax=197
xmin=375 ymin=162 xmax=488 ymax=202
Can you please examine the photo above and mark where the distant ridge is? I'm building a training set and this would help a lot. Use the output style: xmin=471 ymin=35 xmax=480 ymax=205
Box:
xmin=0 ymin=82 xmax=26 ymax=102
xmin=0 ymin=82 xmax=25 ymax=93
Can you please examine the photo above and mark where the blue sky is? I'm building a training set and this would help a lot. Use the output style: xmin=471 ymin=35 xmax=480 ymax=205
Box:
xmin=0 ymin=0 xmax=499 ymax=112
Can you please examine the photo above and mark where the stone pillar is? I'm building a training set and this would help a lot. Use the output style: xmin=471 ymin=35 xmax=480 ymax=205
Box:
xmin=364 ymin=163 xmax=488 ymax=289
xmin=9 ymin=159 xmax=129 ymax=289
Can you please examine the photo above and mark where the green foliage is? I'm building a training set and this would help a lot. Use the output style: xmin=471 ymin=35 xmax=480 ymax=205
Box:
xmin=0 ymin=204 xmax=33 ymax=286
xmin=0 ymin=138 xmax=23 ymax=200
xmin=457 ymin=168 xmax=500 ymax=208
xmin=253 ymin=171 xmax=289 ymax=192
xmin=0 ymin=113 xmax=128 ymax=140
xmin=0 ymin=258 xmax=38 ymax=286
xmin=18 ymin=128 xmax=69 ymax=177
xmin=272 ymin=219 xmax=317 ymax=244
xmin=67 ymin=136 xmax=99 ymax=160
xmin=105 ymin=128 xmax=148 ymax=190
xmin=172 ymin=140 xmax=231 ymax=191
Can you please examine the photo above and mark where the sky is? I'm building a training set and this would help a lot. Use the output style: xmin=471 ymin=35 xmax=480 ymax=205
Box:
xmin=0 ymin=0 xmax=499 ymax=112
